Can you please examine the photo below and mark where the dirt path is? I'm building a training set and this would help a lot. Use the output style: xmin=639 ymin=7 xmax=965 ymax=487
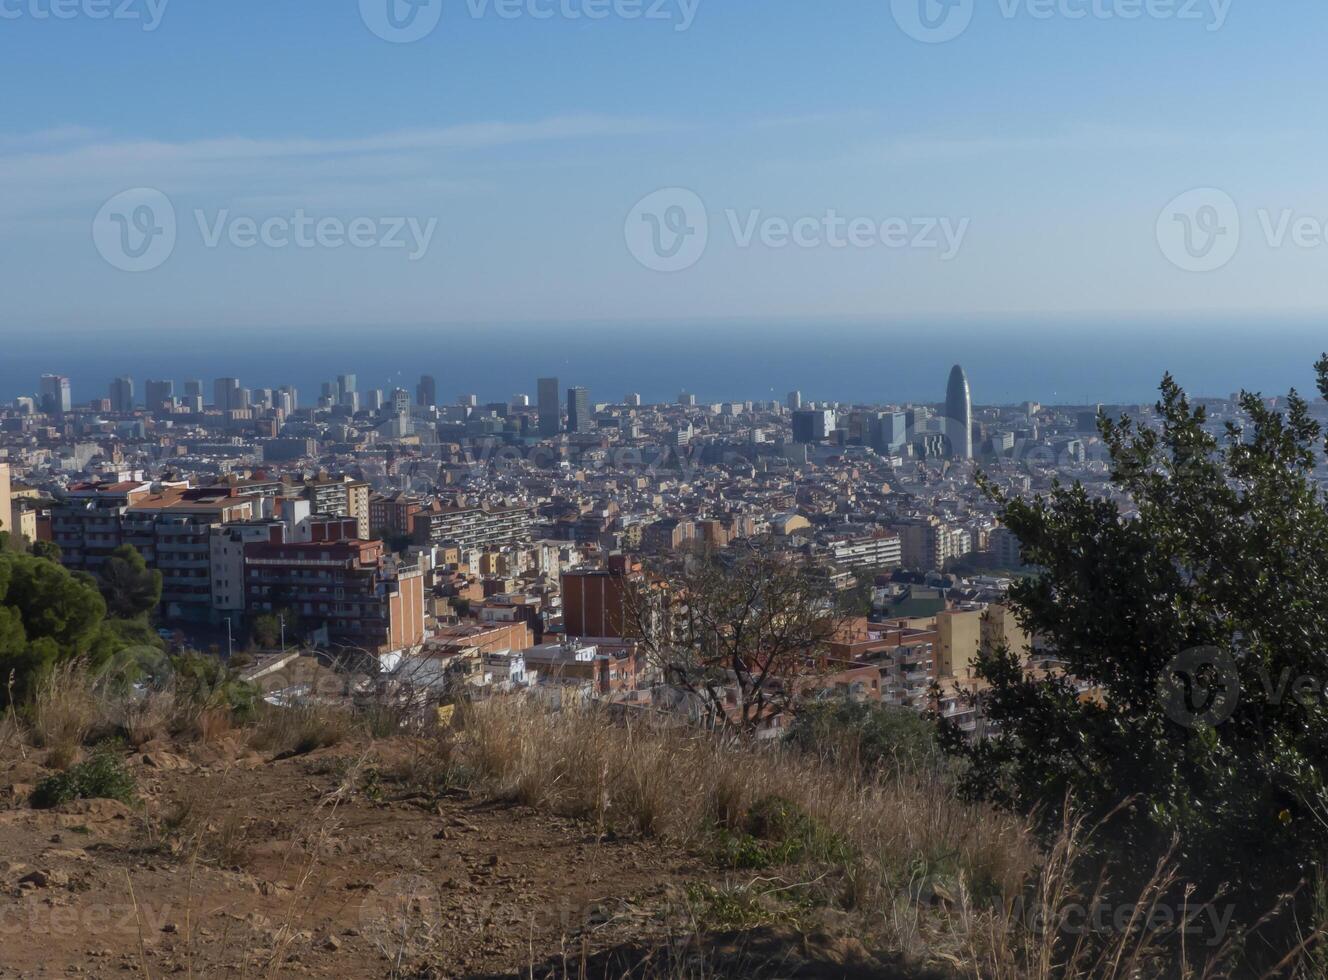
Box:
xmin=0 ymin=740 xmax=711 ymax=978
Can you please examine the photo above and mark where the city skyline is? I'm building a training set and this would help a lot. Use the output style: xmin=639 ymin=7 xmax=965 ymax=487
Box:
xmin=7 ymin=314 xmax=1328 ymax=410
xmin=21 ymin=367 xmax=996 ymax=419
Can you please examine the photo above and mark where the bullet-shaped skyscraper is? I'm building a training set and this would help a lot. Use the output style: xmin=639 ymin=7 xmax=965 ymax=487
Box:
xmin=945 ymin=365 xmax=973 ymax=460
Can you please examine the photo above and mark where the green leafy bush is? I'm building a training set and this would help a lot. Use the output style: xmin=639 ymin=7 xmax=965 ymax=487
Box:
xmin=30 ymin=749 xmax=136 ymax=809
xmin=786 ymin=699 xmax=942 ymax=777
xmin=170 ymin=652 xmax=258 ymax=721
xmin=712 ymin=795 xmax=852 ymax=869
xmin=940 ymin=361 xmax=1328 ymax=927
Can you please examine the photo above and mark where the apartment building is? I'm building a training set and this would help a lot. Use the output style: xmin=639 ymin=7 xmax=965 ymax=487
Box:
xmin=8 ymin=484 xmax=42 ymax=543
xmin=895 ymin=518 xmax=972 ymax=572
xmin=51 ymin=481 xmax=154 ymax=570
xmin=369 ymin=492 xmax=423 ymax=540
xmin=641 ymin=518 xmax=695 ymax=552
xmin=987 ymin=526 xmax=1024 ymax=568
xmin=935 ymin=608 xmax=982 ymax=679
xmin=980 ymin=602 xmax=1031 ymax=660
xmin=826 ymin=532 xmax=903 ymax=570
xmin=561 ymin=554 xmax=643 ymax=639
xmin=413 ymin=504 xmax=533 ymax=551
xmin=877 ymin=641 xmax=936 ymax=711
xmin=244 ymin=538 xmax=425 ymax=653
xmin=121 ymin=490 xmax=257 ymax=621
xmin=523 ymin=640 xmax=641 ymax=696
xmin=305 ymin=477 xmax=371 ymax=539
xmin=210 ymin=521 xmax=285 ymax=612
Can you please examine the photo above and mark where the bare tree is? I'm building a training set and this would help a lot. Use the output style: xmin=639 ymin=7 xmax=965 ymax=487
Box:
xmin=627 ymin=540 xmax=846 ymax=737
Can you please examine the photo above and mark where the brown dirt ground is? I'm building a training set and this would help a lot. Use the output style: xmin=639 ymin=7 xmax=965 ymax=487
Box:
xmin=0 ymin=737 xmax=926 ymax=979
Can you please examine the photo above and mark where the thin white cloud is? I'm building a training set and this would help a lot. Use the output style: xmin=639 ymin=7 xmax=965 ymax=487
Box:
xmin=852 ymin=124 xmax=1312 ymax=165
xmin=0 ymin=114 xmax=674 ymax=218
xmin=0 ymin=114 xmax=668 ymax=172
xmin=0 ymin=125 xmax=105 ymax=152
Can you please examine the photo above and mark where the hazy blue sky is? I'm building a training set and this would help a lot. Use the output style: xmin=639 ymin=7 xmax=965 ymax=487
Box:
xmin=3 ymin=0 xmax=1327 ymax=333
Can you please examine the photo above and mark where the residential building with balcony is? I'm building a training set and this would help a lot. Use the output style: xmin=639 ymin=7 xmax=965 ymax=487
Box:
xmin=243 ymin=538 xmax=425 ymax=654
xmin=413 ymin=504 xmax=533 ymax=551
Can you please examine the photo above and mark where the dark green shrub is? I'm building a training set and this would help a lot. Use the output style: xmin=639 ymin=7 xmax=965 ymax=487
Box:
xmin=712 ymin=795 xmax=852 ymax=869
xmin=30 ymin=749 xmax=136 ymax=809
xmin=786 ymin=699 xmax=943 ymax=778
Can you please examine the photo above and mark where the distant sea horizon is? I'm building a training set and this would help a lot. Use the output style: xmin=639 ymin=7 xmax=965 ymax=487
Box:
xmin=5 ymin=314 xmax=1326 ymax=410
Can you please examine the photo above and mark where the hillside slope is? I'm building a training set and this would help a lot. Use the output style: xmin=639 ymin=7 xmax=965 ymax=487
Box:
xmin=0 ymin=735 xmax=919 ymax=979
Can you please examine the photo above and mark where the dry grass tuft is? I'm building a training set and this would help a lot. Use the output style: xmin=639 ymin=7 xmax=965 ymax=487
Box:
xmin=28 ymin=661 xmax=99 ymax=768
xmin=248 ymin=701 xmax=356 ymax=757
xmin=455 ymin=697 xmax=1316 ymax=980
xmin=458 ymin=698 xmax=1033 ymax=922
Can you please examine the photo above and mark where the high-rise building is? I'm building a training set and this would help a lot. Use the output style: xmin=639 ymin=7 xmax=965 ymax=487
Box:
xmin=537 ymin=377 xmax=561 ymax=437
xmin=625 ymin=393 xmax=642 ymax=407
xmin=39 ymin=375 xmax=71 ymax=414
xmin=392 ymin=387 xmax=411 ymax=416
xmin=787 ymin=390 xmax=803 ymax=410
xmin=213 ymin=377 xmax=242 ymax=411
xmin=337 ymin=374 xmax=357 ymax=401
xmin=144 ymin=379 xmax=175 ymax=410
xmin=567 ymin=386 xmax=592 ymax=434
xmin=109 ymin=376 xmax=134 ymax=412
xmin=792 ymin=409 xmax=835 ymax=444
xmin=184 ymin=379 xmax=203 ymax=399
xmin=417 ymin=374 xmax=437 ymax=407
xmin=945 ymin=365 xmax=973 ymax=460
xmin=870 ymin=412 xmax=908 ymax=454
